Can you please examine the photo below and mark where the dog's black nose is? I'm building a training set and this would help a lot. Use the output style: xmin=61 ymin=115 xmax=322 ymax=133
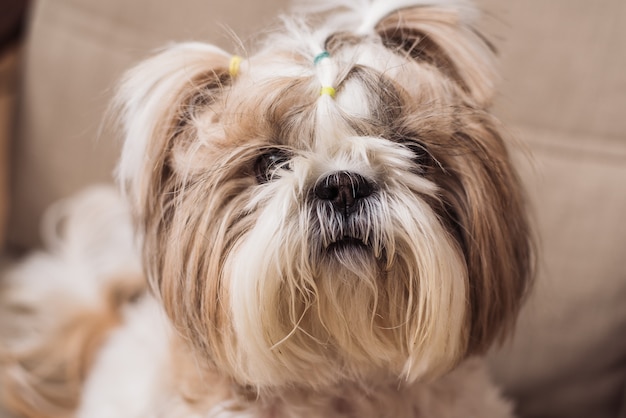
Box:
xmin=314 ymin=171 xmax=374 ymax=214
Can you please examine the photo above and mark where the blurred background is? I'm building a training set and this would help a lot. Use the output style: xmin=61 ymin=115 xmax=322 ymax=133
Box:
xmin=0 ymin=0 xmax=625 ymax=417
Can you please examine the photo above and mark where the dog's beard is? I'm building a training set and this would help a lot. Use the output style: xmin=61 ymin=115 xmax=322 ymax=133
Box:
xmin=205 ymin=138 xmax=469 ymax=388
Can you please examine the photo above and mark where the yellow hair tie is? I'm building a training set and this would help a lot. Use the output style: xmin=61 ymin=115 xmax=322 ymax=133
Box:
xmin=229 ymin=55 xmax=242 ymax=78
xmin=320 ymin=86 xmax=336 ymax=97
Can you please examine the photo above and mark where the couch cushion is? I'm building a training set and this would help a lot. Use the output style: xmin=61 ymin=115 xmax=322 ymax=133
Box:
xmin=490 ymin=125 xmax=626 ymax=418
xmin=478 ymin=0 xmax=626 ymax=140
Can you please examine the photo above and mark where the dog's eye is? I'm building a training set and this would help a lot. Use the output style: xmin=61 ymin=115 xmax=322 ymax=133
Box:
xmin=402 ymin=141 xmax=434 ymax=173
xmin=254 ymin=148 xmax=292 ymax=184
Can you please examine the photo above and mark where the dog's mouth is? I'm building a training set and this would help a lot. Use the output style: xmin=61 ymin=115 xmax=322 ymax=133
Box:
xmin=326 ymin=236 xmax=369 ymax=254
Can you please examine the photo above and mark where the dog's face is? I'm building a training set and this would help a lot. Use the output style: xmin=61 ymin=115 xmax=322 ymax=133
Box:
xmin=117 ymin=1 xmax=532 ymax=390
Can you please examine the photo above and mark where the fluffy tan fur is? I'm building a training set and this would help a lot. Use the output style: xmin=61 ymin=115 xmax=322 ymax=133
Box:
xmin=0 ymin=276 xmax=145 ymax=418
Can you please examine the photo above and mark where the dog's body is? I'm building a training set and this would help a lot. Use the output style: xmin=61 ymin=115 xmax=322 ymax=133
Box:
xmin=1 ymin=0 xmax=532 ymax=416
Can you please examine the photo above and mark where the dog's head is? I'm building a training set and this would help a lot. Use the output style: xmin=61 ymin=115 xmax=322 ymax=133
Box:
xmin=116 ymin=0 xmax=532 ymax=390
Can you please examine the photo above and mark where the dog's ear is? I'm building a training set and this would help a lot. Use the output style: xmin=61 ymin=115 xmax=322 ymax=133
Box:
xmin=438 ymin=122 xmax=534 ymax=354
xmin=115 ymin=43 xmax=232 ymax=215
xmin=369 ymin=1 xmax=497 ymax=107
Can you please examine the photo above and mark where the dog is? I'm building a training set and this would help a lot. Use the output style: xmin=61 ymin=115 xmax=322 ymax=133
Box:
xmin=0 ymin=0 xmax=533 ymax=416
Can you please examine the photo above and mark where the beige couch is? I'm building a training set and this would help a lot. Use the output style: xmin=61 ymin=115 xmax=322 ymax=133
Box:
xmin=2 ymin=0 xmax=625 ymax=417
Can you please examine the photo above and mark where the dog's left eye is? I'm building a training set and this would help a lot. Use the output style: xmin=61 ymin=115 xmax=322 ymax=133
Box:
xmin=402 ymin=141 xmax=434 ymax=173
xmin=254 ymin=148 xmax=292 ymax=184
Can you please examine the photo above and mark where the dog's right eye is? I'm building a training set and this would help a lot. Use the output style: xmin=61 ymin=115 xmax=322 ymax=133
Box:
xmin=254 ymin=148 xmax=292 ymax=184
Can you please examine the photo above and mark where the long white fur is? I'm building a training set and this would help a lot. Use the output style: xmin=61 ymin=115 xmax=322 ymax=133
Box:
xmin=76 ymin=296 xmax=172 ymax=418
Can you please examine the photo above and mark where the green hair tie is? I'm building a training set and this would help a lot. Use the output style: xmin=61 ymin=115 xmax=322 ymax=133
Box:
xmin=313 ymin=51 xmax=330 ymax=65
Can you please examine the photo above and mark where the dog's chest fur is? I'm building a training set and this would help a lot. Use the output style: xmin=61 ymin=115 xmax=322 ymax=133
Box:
xmin=74 ymin=297 xmax=512 ymax=418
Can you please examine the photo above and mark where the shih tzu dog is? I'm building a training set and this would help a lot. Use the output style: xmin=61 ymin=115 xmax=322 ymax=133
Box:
xmin=0 ymin=0 xmax=533 ymax=416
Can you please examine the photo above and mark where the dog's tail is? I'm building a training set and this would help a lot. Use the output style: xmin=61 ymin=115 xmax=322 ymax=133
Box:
xmin=0 ymin=186 xmax=146 ymax=418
